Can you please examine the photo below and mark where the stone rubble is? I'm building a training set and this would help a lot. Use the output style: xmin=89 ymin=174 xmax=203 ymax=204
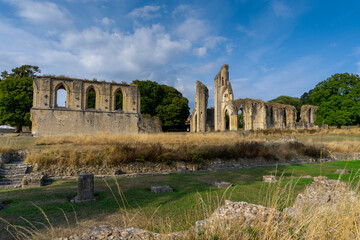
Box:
xmin=60 ymin=176 xmax=357 ymax=240
xmin=150 ymin=185 xmax=173 ymax=193
xmin=284 ymin=176 xmax=358 ymax=218
xmin=195 ymin=200 xmax=282 ymax=232
xmin=335 ymin=169 xmax=350 ymax=174
xmin=262 ymin=175 xmax=278 ymax=183
xmin=211 ymin=181 xmax=232 ymax=188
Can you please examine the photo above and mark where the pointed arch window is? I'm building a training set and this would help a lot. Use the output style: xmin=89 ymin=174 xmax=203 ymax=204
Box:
xmin=56 ymin=84 xmax=67 ymax=107
xmin=115 ymin=89 xmax=123 ymax=111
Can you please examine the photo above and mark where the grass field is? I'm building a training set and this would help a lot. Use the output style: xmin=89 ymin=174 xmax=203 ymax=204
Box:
xmin=1 ymin=160 xmax=360 ymax=239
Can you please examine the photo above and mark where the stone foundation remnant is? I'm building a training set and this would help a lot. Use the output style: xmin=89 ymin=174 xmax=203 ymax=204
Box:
xmin=262 ymin=175 xmax=278 ymax=183
xmin=150 ymin=185 xmax=173 ymax=193
xmin=75 ymin=173 xmax=96 ymax=202
xmin=22 ymin=173 xmax=45 ymax=188
xmin=212 ymin=181 xmax=232 ymax=188
xmin=31 ymin=76 xmax=161 ymax=136
xmin=335 ymin=169 xmax=350 ymax=174
xmin=191 ymin=64 xmax=319 ymax=132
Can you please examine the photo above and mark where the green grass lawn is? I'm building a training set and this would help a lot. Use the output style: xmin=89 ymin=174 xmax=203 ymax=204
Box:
xmin=1 ymin=160 xmax=360 ymax=239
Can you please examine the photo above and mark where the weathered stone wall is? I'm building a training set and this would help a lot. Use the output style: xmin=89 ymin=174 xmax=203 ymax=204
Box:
xmin=31 ymin=76 xmax=160 ymax=136
xmin=138 ymin=115 xmax=162 ymax=133
xmin=31 ymin=108 xmax=140 ymax=136
xmin=298 ymin=105 xmax=319 ymax=128
xmin=190 ymin=81 xmax=209 ymax=132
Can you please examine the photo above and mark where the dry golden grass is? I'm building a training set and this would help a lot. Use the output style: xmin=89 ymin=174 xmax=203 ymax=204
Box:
xmin=26 ymin=135 xmax=323 ymax=167
xmin=24 ymin=127 xmax=360 ymax=167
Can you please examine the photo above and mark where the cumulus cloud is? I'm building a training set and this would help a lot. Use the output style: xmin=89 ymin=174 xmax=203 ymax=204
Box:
xmin=5 ymin=0 xmax=72 ymax=28
xmin=57 ymin=24 xmax=192 ymax=77
xmin=97 ymin=17 xmax=115 ymax=27
xmin=127 ymin=5 xmax=161 ymax=19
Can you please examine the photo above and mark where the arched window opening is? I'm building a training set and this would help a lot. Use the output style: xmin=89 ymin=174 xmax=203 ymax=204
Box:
xmin=283 ymin=109 xmax=287 ymax=127
xmin=87 ymin=87 xmax=96 ymax=109
xmin=238 ymin=108 xmax=244 ymax=129
xmin=56 ymin=86 xmax=66 ymax=107
xmin=222 ymin=77 xmax=224 ymax=86
xmin=115 ymin=89 xmax=123 ymax=111
xmin=270 ymin=108 xmax=274 ymax=126
xmin=225 ymin=109 xmax=230 ymax=130
xmin=308 ymin=109 xmax=312 ymax=123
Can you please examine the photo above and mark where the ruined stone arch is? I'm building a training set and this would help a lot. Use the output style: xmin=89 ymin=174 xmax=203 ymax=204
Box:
xmin=222 ymin=105 xmax=234 ymax=131
xmin=54 ymin=82 xmax=70 ymax=108
xmin=85 ymin=85 xmax=100 ymax=110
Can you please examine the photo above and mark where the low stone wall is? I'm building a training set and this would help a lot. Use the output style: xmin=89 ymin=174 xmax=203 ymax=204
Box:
xmin=32 ymin=156 xmax=338 ymax=178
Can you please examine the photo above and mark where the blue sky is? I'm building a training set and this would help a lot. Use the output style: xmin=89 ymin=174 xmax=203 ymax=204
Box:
xmin=1 ymin=0 xmax=360 ymax=110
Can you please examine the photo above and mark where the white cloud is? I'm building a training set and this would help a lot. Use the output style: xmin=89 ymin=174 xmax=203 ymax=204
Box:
xmin=203 ymin=36 xmax=227 ymax=48
xmin=98 ymin=17 xmax=115 ymax=27
xmin=127 ymin=5 xmax=161 ymax=19
xmin=272 ymin=0 xmax=292 ymax=18
xmin=237 ymin=25 xmax=256 ymax=37
xmin=261 ymin=66 xmax=275 ymax=73
xmin=176 ymin=18 xmax=209 ymax=42
xmin=57 ymin=24 xmax=192 ymax=76
xmin=194 ymin=47 xmax=207 ymax=57
xmin=5 ymin=0 xmax=72 ymax=28
xmin=172 ymin=4 xmax=197 ymax=18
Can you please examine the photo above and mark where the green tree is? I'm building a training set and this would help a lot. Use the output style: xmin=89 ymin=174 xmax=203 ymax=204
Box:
xmin=132 ymin=80 xmax=190 ymax=127
xmin=0 ymin=65 xmax=40 ymax=132
xmin=310 ymin=73 xmax=360 ymax=127
xmin=300 ymin=89 xmax=314 ymax=105
xmin=269 ymin=95 xmax=302 ymax=121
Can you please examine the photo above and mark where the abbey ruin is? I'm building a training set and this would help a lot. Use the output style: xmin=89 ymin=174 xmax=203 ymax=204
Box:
xmin=191 ymin=64 xmax=318 ymax=132
xmin=31 ymin=76 xmax=160 ymax=136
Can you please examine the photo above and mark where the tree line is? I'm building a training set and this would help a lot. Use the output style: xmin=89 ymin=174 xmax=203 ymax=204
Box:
xmin=270 ymin=73 xmax=360 ymax=127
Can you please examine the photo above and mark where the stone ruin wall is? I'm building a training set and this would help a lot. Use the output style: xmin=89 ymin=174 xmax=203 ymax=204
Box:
xmin=191 ymin=64 xmax=318 ymax=132
xmin=190 ymin=81 xmax=208 ymax=132
xmin=31 ymin=76 xmax=161 ymax=136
